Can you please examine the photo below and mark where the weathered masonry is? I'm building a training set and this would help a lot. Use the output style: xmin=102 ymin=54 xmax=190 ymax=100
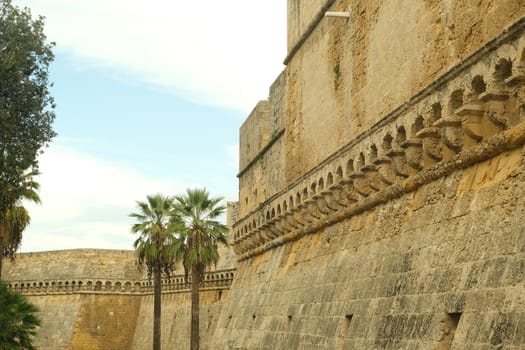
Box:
xmin=4 ymin=249 xmax=236 ymax=350
xmin=4 ymin=1 xmax=525 ymax=349
xmin=214 ymin=0 xmax=525 ymax=349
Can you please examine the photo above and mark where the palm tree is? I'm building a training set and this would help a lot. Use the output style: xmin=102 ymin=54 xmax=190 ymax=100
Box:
xmin=130 ymin=194 xmax=181 ymax=350
xmin=0 ymin=281 xmax=41 ymax=350
xmin=0 ymin=170 xmax=41 ymax=280
xmin=173 ymin=188 xmax=228 ymax=350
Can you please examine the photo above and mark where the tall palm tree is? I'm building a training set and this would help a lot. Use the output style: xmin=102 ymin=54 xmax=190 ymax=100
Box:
xmin=130 ymin=194 xmax=181 ymax=350
xmin=0 ymin=281 xmax=41 ymax=349
xmin=0 ymin=170 xmax=40 ymax=280
xmin=173 ymin=188 xmax=228 ymax=350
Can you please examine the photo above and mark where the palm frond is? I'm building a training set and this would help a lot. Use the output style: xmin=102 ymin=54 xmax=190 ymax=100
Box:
xmin=129 ymin=194 xmax=181 ymax=279
xmin=172 ymin=187 xmax=229 ymax=284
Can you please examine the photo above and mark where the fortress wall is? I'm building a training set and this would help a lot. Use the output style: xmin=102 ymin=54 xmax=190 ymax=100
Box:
xmin=68 ymin=294 xmax=141 ymax=350
xmin=287 ymin=0 xmax=330 ymax=50
xmin=4 ymin=250 xmax=236 ymax=350
xmin=130 ymin=290 xmax=230 ymax=350
xmin=356 ymin=0 xmax=525 ymax=134
xmin=3 ymin=251 xmax=141 ymax=350
xmin=22 ymin=289 xmax=229 ymax=350
xmin=216 ymin=146 xmax=525 ymax=349
xmin=283 ymin=0 xmax=525 ymax=185
xmin=26 ymin=294 xmax=83 ymax=350
xmin=238 ymin=137 xmax=285 ymax=219
xmin=3 ymin=249 xmax=142 ymax=281
xmin=238 ymin=72 xmax=287 ymax=218
xmin=225 ymin=1 xmax=525 ymax=349
xmin=239 ymin=101 xmax=271 ymax=172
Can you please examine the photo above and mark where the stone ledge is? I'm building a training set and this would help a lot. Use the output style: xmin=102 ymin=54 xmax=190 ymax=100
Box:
xmin=5 ymin=268 xmax=236 ymax=296
xmin=236 ymin=122 xmax=525 ymax=261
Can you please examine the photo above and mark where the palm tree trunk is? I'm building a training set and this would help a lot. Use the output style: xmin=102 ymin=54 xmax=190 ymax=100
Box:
xmin=0 ymin=256 xmax=3 ymax=281
xmin=190 ymin=265 xmax=200 ymax=350
xmin=153 ymin=267 xmax=162 ymax=350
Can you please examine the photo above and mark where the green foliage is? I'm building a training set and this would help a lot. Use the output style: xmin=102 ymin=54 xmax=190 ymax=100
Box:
xmin=130 ymin=189 xmax=228 ymax=350
xmin=1 ymin=206 xmax=30 ymax=259
xmin=172 ymin=187 xmax=228 ymax=350
xmin=173 ymin=187 xmax=228 ymax=281
xmin=130 ymin=194 xmax=182 ymax=350
xmin=0 ymin=170 xmax=40 ymax=279
xmin=0 ymin=282 xmax=41 ymax=350
xmin=0 ymin=0 xmax=56 ymax=218
xmin=130 ymin=194 xmax=181 ymax=278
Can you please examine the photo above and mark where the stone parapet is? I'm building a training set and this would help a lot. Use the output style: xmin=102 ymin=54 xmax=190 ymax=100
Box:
xmin=6 ymin=268 xmax=235 ymax=296
xmin=233 ymin=16 xmax=525 ymax=261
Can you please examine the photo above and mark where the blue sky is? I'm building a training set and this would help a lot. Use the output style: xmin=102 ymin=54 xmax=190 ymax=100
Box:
xmin=13 ymin=1 xmax=286 ymax=252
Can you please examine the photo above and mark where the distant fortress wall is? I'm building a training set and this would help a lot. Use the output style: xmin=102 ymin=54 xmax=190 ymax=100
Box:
xmin=3 ymin=249 xmax=235 ymax=350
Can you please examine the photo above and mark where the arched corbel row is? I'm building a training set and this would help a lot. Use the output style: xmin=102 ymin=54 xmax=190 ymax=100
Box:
xmin=6 ymin=269 xmax=236 ymax=295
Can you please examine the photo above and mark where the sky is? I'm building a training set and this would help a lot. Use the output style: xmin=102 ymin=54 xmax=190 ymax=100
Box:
xmin=11 ymin=0 xmax=287 ymax=252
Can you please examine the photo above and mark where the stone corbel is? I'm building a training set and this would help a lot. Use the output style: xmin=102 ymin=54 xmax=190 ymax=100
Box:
xmin=283 ymin=210 xmax=301 ymax=229
xmin=348 ymin=172 xmax=372 ymax=197
xmin=303 ymin=198 xmax=324 ymax=219
xmin=373 ymin=156 xmax=397 ymax=185
xmin=433 ymin=116 xmax=463 ymax=160
xmin=239 ymin=227 xmax=251 ymax=243
xmin=335 ymin=179 xmax=360 ymax=204
xmin=311 ymin=193 xmax=334 ymax=214
xmin=277 ymin=214 xmax=296 ymax=232
xmin=504 ymin=64 xmax=525 ymax=86
xmin=455 ymin=104 xmax=484 ymax=147
xmin=478 ymin=80 xmax=511 ymax=133
xmin=481 ymin=98 xmax=510 ymax=137
xmin=416 ymin=126 xmax=442 ymax=167
xmin=361 ymin=164 xmax=384 ymax=192
xmin=242 ymin=236 xmax=254 ymax=251
xmin=254 ymin=225 xmax=268 ymax=244
xmin=265 ymin=222 xmax=281 ymax=240
xmin=321 ymin=188 xmax=347 ymax=211
xmin=478 ymin=86 xmax=509 ymax=103
xmin=401 ymin=139 xmax=423 ymax=174
xmin=237 ymin=240 xmax=249 ymax=254
xmin=274 ymin=216 xmax=291 ymax=234
xmin=291 ymin=206 xmax=311 ymax=226
xmin=386 ymin=147 xmax=410 ymax=178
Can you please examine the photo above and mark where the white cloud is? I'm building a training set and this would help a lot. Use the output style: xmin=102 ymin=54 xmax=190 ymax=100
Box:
xmin=7 ymin=1 xmax=278 ymax=252
xmin=15 ymin=0 xmax=287 ymax=112
xmin=21 ymin=144 xmax=185 ymax=252
xmin=19 ymin=142 xmax=239 ymax=252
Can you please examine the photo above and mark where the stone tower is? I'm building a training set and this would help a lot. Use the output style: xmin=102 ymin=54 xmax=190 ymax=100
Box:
xmin=216 ymin=0 xmax=525 ymax=348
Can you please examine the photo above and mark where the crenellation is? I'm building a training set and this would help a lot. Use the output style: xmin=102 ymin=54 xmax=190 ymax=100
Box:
xmin=6 ymin=269 xmax=235 ymax=296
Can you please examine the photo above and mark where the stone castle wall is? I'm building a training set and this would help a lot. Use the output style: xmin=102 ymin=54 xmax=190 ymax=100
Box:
xmin=4 ymin=1 xmax=525 ymax=349
xmin=131 ymin=290 xmax=229 ymax=350
xmin=238 ymin=0 xmax=525 ymax=210
xmin=3 ymin=250 xmax=235 ymax=350
xmin=224 ymin=0 xmax=525 ymax=349
xmin=3 ymin=249 xmax=143 ymax=281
